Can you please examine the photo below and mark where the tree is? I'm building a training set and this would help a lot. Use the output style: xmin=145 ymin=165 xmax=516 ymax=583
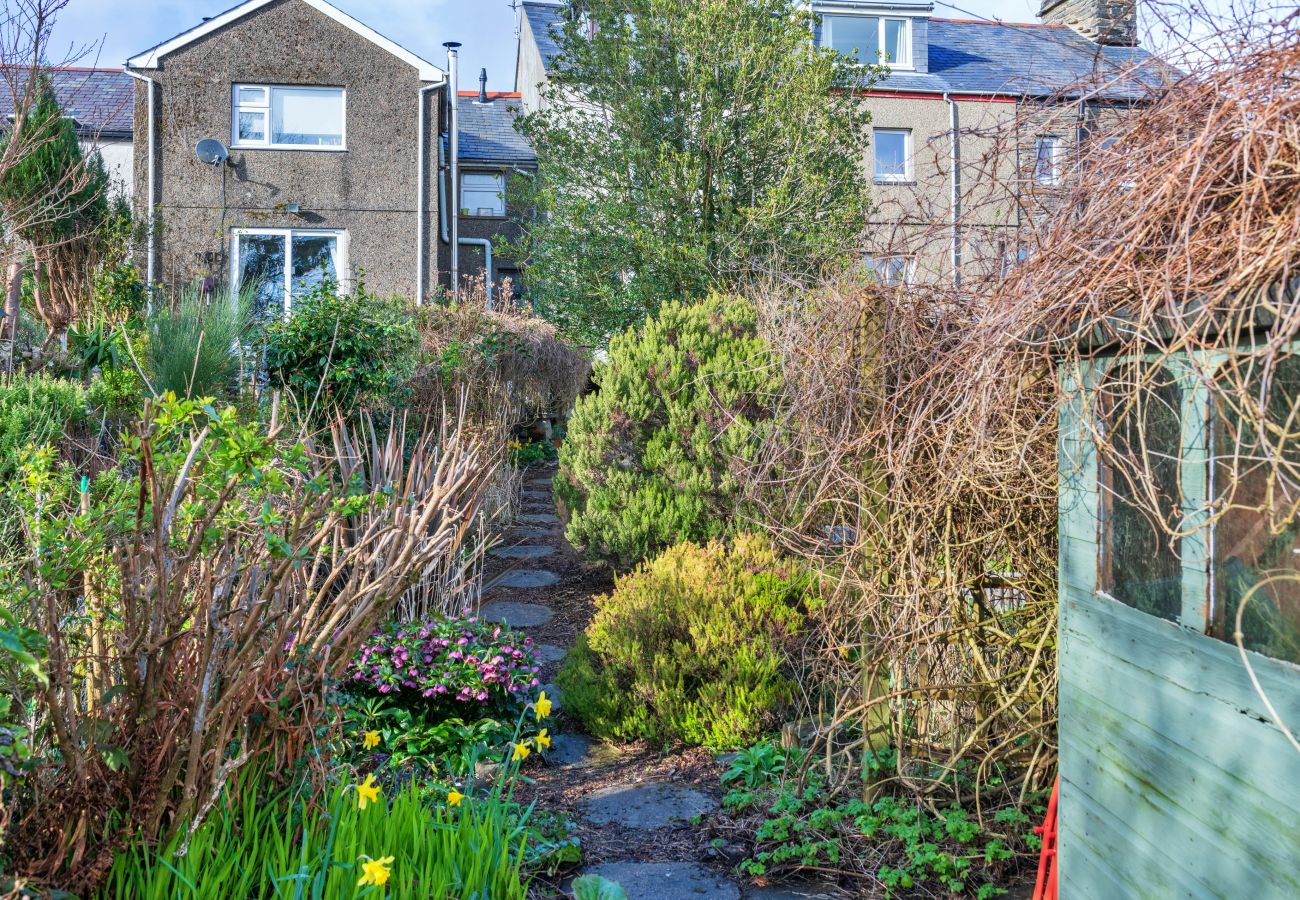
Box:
xmin=512 ymin=0 xmax=878 ymax=346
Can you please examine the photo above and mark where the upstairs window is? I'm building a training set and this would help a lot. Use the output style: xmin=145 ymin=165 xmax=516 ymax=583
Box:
xmin=1034 ymin=136 xmax=1063 ymax=185
xmin=819 ymin=14 xmax=911 ymax=67
xmin=873 ymin=128 xmax=912 ymax=183
xmin=234 ymin=85 xmax=345 ymax=150
xmin=461 ymin=173 xmax=506 ymax=217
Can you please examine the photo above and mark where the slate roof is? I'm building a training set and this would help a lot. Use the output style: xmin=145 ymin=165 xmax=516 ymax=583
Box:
xmin=458 ymin=92 xmax=536 ymax=166
xmin=520 ymin=2 xmax=1171 ymax=101
xmin=0 ymin=67 xmax=133 ymax=138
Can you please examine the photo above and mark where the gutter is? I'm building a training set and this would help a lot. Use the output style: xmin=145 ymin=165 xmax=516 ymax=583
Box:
xmin=416 ymin=81 xmax=442 ymax=305
xmin=944 ymin=91 xmax=962 ymax=288
xmin=123 ymin=68 xmax=157 ymax=290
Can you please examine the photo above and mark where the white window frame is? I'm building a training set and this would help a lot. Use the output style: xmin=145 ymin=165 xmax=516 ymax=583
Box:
xmin=230 ymin=228 xmax=349 ymax=314
xmin=460 ymin=172 xmax=507 ymax=217
xmin=873 ymin=127 xmax=913 ymax=184
xmin=818 ymin=13 xmax=913 ymax=69
xmin=1034 ymin=135 xmax=1063 ymax=186
xmin=232 ymin=84 xmax=347 ymax=151
xmin=867 ymin=255 xmax=915 ymax=286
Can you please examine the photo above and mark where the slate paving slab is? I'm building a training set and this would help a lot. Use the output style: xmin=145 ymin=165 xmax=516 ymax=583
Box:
xmin=536 ymin=644 xmax=568 ymax=664
xmin=518 ymin=513 xmax=560 ymax=525
xmin=506 ymin=527 xmax=555 ymax=540
xmin=490 ymin=545 xmax=557 ymax=560
xmin=580 ymin=781 xmax=718 ymax=829
xmin=542 ymin=733 xmax=624 ymax=769
xmin=522 ymin=490 xmax=552 ymax=500
xmin=495 ymin=569 xmax=561 ymax=589
xmin=479 ymin=601 xmax=554 ymax=628
xmin=527 ymin=478 xmax=554 ymax=489
xmin=580 ymin=862 xmax=740 ymax=900
xmin=744 ymin=883 xmax=843 ymax=899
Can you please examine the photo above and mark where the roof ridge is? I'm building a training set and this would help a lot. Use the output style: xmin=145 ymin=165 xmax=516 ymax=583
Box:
xmin=930 ymin=17 xmax=1065 ymax=28
xmin=459 ymin=90 xmax=522 ymax=98
xmin=0 ymin=64 xmax=126 ymax=73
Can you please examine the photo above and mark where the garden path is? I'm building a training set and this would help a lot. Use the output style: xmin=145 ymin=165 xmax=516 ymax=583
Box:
xmin=479 ymin=465 xmax=844 ymax=900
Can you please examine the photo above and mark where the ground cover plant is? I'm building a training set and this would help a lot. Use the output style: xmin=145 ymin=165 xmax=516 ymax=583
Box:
xmin=556 ymin=294 xmax=780 ymax=567
xmin=558 ymin=534 xmax=809 ymax=749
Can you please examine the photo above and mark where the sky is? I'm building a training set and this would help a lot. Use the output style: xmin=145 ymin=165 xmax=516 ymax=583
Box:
xmin=51 ymin=0 xmax=1054 ymax=91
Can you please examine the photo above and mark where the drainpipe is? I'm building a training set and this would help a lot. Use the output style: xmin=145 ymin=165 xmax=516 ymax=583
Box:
xmin=124 ymin=68 xmax=157 ymax=290
xmin=944 ymin=91 xmax=962 ymax=289
xmin=444 ymin=42 xmax=462 ymax=300
xmin=439 ymin=134 xmax=450 ymax=244
xmin=459 ymin=237 xmax=493 ymax=309
xmin=416 ymin=81 xmax=442 ymax=306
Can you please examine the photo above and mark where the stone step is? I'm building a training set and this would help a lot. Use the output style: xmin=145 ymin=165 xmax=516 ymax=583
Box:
xmin=493 ymin=569 xmax=561 ymax=589
xmin=522 ymin=490 xmax=552 ymax=500
xmin=580 ymin=781 xmax=718 ymax=829
xmin=578 ymin=863 xmax=739 ymax=900
xmin=506 ymin=527 xmax=555 ymax=540
xmin=518 ymin=513 xmax=560 ymax=526
xmin=479 ymin=601 xmax=554 ymax=628
xmin=490 ymin=545 xmax=557 ymax=560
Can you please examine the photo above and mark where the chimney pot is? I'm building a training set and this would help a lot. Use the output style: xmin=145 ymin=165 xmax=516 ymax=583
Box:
xmin=479 ymin=68 xmax=489 ymax=103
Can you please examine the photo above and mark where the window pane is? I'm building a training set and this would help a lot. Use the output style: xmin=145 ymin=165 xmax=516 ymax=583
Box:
xmin=869 ymin=256 xmax=909 ymax=285
xmin=272 ymin=87 xmax=344 ymax=146
xmin=1100 ymin=362 xmax=1184 ymax=621
xmin=1212 ymin=354 xmax=1300 ymax=663
xmin=1035 ymin=138 xmax=1059 ymax=183
xmin=238 ymin=110 xmax=266 ymax=142
xmin=238 ymin=86 xmax=267 ymax=105
xmin=291 ymin=234 xmax=339 ymax=303
xmin=825 ymin=15 xmax=878 ymax=60
xmin=883 ymin=19 xmax=907 ymax=64
xmin=462 ymin=174 xmax=505 ymax=216
xmin=874 ymin=130 xmax=908 ymax=180
xmin=238 ymin=234 xmax=286 ymax=318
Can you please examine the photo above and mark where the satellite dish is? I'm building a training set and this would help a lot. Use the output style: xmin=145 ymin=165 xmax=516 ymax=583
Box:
xmin=195 ymin=138 xmax=230 ymax=166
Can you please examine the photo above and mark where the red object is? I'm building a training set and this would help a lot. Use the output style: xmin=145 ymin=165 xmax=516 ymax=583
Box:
xmin=1032 ymin=777 xmax=1060 ymax=900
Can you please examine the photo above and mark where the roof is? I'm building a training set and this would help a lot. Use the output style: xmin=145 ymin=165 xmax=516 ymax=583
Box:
xmin=127 ymin=0 xmax=444 ymax=83
xmin=520 ymin=3 xmax=1170 ymax=101
xmin=0 ymin=67 xmax=134 ymax=138
xmin=457 ymin=92 xmax=536 ymax=166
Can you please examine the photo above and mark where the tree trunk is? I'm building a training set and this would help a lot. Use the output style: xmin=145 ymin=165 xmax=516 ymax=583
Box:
xmin=4 ymin=260 xmax=21 ymax=375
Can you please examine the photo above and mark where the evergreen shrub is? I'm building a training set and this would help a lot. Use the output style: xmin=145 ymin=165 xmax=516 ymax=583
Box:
xmin=557 ymin=534 xmax=808 ymax=749
xmin=555 ymin=294 xmax=779 ymax=567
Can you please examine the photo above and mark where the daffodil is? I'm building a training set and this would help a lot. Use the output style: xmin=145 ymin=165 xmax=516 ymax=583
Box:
xmin=534 ymin=690 xmax=553 ymax=720
xmin=535 ymin=728 xmax=552 ymax=750
xmin=363 ymin=730 xmax=381 ymax=751
xmin=512 ymin=742 xmax=531 ymax=762
xmin=447 ymin=789 xmax=465 ymax=807
xmin=356 ymin=773 xmax=381 ymax=810
xmin=357 ymin=855 xmax=394 ymax=887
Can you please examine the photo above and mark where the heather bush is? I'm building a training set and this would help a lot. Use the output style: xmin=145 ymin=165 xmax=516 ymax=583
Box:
xmin=556 ymin=294 xmax=780 ymax=568
xmin=557 ymin=534 xmax=809 ymax=749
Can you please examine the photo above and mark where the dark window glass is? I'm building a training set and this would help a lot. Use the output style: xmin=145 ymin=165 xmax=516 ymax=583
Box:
xmin=1212 ymin=354 xmax=1300 ymax=663
xmin=1099 ymin=361 xmax=1185 ymax=621
xmin=238 ymin=234 xmax=286 ymax=319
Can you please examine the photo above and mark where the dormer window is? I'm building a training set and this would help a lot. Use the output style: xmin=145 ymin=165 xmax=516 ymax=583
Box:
xmin=819 ymin=14 xmax=912 ymax=68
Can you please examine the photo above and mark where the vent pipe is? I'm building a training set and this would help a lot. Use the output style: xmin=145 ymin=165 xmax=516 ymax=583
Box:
xmin=479 ymin=68 xmax=489 ymax=104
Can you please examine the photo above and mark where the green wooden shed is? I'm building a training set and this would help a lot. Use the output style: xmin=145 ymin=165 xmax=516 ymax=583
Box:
xmin=1056 ymin=323 xmax=1300 ymax=897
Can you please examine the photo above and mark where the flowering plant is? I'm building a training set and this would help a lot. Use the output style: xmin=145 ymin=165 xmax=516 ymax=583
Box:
xmin=351 ymin=613 xmax=541 ymax=709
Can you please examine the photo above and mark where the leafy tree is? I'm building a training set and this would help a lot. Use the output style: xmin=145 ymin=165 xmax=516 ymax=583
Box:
xmin=512 ymin=0 xmax=878 ymax=345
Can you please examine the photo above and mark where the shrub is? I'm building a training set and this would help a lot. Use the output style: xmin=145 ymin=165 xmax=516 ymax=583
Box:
xmin=264 ymin=282 xmax=419 ymax=415
xmin=146 ymin=284 xmax=252 ymax=398
xmin=558 ymin=534 xmax=808 ymax=749
xmin=555 ymin=294 xmax=779 ymax=567
xmin=0 ymin=374 xmax=86 ymax=552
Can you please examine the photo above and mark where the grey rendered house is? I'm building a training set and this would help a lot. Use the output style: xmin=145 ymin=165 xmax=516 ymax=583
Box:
xmin=516 ymin=0 xmax=1167 ymax=286
xmin=125 ymin=0 xmax=533 ymax=310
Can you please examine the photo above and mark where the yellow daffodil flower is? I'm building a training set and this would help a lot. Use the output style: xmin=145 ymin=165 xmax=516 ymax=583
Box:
xmin=535 ymin=728 xmax=552 ymax=750
xmin=512 ymin=742 xmax=531 ymax=762
xmin=363 ymin=730 xmax=381 ymax=750
xmin=356 ymin=773 xmax=381 ymax=810
xmin=357 ymin=855 xmax=394 ymax=887
xmin=447 ymin=789 xmax=465 ymax=807
xmin=534 ymin=691 xmax=553 ymax=720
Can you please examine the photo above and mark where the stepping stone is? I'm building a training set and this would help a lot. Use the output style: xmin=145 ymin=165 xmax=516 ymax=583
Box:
xmin=544 ymin=733 xmax=624 ymax=769
xmin=581 ymin=862 xmax=739 ymax=900
xmin=580 ymin=781 xmax=718 ymax=829
xmin=495 ymin=569 xmax=561 ymax=589
xmin=744 ymin=884 xmax=843 ymax=899
xmin=537 ymin=682 xmax=563 ymax=710
xmin=480 ymin=601 xmax=554 ymax=628
xmin=490 ymin=545 xmax=556 ymax=560
xmin=508 ymin=528 xmax=555 ymax=540
xmin=518 ymin=513 xmax=560 ymax=525
xmin=535 ymin=644 xmax=568 ymax=664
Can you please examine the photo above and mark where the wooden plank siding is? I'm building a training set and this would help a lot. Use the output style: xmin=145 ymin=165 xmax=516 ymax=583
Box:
xmin=1056 ymin=357 xmax=1300 ymax=898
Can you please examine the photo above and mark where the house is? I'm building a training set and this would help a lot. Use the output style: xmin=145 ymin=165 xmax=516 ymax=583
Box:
xmin=125 ymin=0 xmax=533 ymax=308
xmin=514 ymin=0 xmax=1169 ymax=286
xmin=0 ymin=67 xmax=134 ymax=194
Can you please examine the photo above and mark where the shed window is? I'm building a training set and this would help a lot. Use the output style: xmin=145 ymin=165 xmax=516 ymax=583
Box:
xmin=1099 ymin=361 xmax=1185 ymax=621
xmin=874 ymin=128 xmax=911 ymax=183
xmin=819 ymin=15 xmax=911 ymax=67
xmin=1034 ymin=136 xmax=1063 ymax=185
xmin=461 ymin=173 xmax=506 ymax=217
xmin=233 ymin=229 xmax=345 ymax=316
xmin=233 ymin=85 xmax=345 ymax=149
xmin=1212 ymin=354 xmax=1300 ymax=663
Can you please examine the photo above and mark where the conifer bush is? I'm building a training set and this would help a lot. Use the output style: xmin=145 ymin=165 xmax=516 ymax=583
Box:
xmin=557 ymin=534 xmax=809 ymax=749
xmin=555 ymin=294 xmax=779 ymax=567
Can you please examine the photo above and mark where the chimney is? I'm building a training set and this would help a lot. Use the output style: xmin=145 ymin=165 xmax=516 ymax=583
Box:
xmin=478 ymin=68 xmax=489 ymax=103
xmin=1039 ymin=0 xmax=1137 ymax=46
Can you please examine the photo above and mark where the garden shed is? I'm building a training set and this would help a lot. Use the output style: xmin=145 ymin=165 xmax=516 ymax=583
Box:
xmin=1055 ymin=291 xmax=1300 ymax=898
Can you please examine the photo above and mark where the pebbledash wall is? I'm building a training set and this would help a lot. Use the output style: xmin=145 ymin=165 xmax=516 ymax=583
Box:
xmin=132 ymin=0 xmax=440 ymax=300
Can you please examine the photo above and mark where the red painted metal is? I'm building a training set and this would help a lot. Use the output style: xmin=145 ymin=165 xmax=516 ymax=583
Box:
xmin=1032 ymin=777 xmax=1060 ymax=900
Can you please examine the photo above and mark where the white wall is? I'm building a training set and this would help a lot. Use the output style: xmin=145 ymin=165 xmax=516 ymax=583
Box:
xmin=83 ymin=138 xmax=133 ymax=198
